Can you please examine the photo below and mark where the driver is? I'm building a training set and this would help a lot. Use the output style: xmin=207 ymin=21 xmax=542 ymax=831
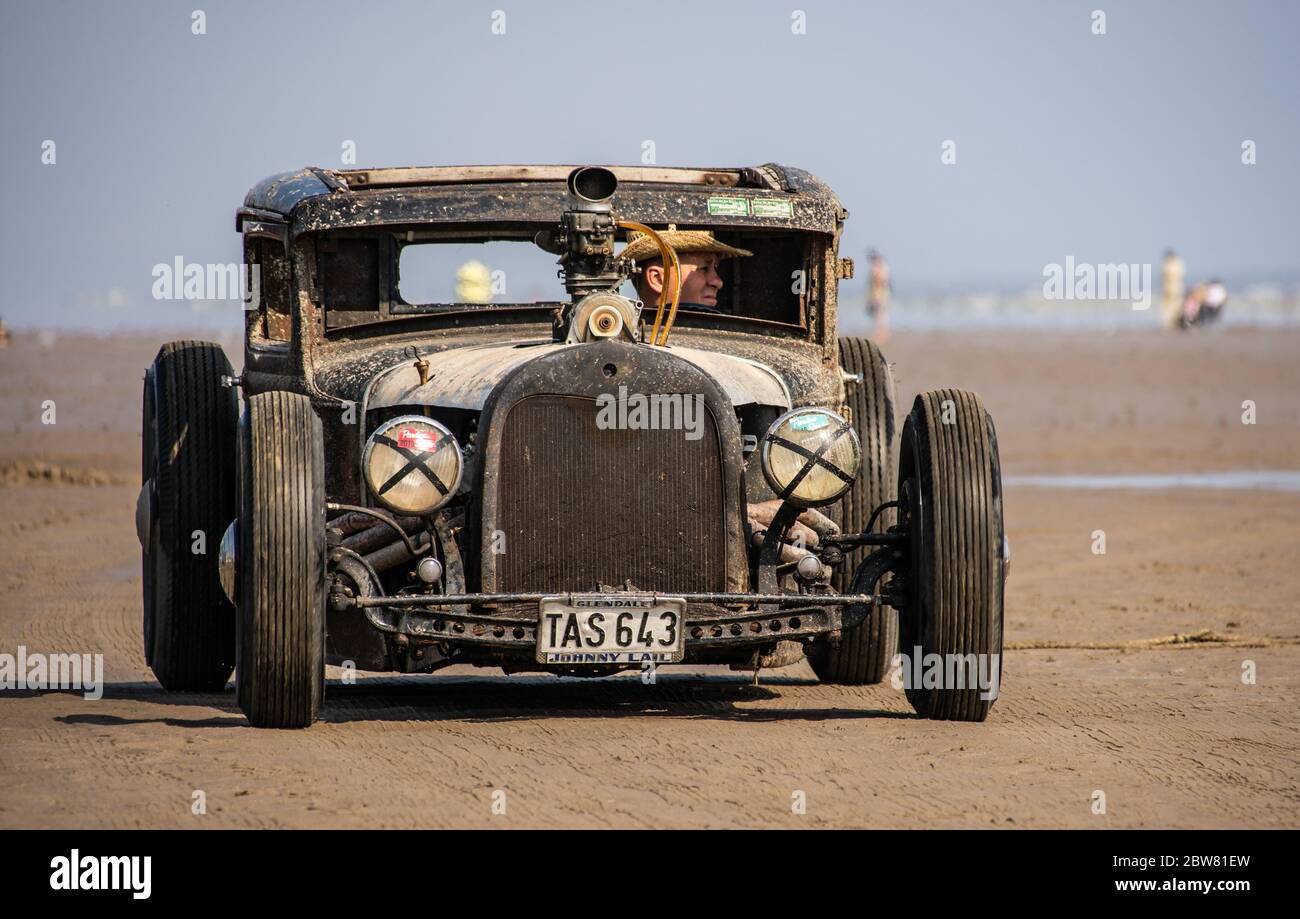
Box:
xmin=623 ymin=227 xmax=831 ymax=560
xmin=622 ymin=225 xmax=751 ymax=315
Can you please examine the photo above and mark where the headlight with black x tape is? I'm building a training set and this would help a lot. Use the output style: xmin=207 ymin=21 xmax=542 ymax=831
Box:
xmin=759 ymin=407 xmax=861 ymax=507
xmin=362 ymin=415 xmax=464 ymax=515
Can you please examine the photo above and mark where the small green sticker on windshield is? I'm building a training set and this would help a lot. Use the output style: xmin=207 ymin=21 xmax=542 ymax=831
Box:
xmin=751 ymin=198 xmax=794 ymax=218
xmin=707 ymin=195 xmax=750 ymax=217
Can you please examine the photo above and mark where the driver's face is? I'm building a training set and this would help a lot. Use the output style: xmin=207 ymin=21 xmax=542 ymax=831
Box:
xmin=677 ymin=254 xmax=725 ymax=306
xmin=646 ymin=253 xmax=724 ymax=306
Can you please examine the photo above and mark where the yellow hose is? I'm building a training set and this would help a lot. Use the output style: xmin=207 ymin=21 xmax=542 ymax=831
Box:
xmin=617 ymin=221 xmax=680 ymax=346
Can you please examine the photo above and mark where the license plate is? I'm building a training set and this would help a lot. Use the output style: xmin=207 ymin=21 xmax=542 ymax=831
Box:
xmin=536 ymin=595 xmax=686 ymax=664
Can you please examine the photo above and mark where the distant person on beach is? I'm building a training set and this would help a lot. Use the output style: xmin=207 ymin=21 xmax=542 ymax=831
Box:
xmin=1161 ymin=249 xmax=1185 ymax=330
xmin=1201 ymin=279 xmax=1227 ymax=324
xmin=455 ymin=260 xmax=492 ymax=303
xmin=1182 ymin=281 xmax=1207 ymax=329
xmin=1180 ymin=278 xmax=1226 ymax=328
xmin=867 ymin=249 xmax=892 ymax=342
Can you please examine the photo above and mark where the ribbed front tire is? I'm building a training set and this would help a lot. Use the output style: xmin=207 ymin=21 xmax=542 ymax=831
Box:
xmin=897 ymin=389 xmax=1005 ymax=721
xmin=236 ymin=391 xmax=326 ymax=729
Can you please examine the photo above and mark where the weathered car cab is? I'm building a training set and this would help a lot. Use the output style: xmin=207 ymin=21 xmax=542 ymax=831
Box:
xmin=237 ymin=164 xmax=847 ymax=488
xmin=140 ymin=163 xmax=1007 ymax=728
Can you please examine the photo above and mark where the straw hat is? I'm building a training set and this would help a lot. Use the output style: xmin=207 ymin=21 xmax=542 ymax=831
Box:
xmin=620 ymin=224 xmax=752 ymax=264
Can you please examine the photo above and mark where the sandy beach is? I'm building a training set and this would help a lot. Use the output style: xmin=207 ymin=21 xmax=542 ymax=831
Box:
xmin=1 ymin=327 xmax=1297 ymax=828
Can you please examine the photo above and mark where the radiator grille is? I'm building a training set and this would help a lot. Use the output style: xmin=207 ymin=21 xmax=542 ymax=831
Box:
xmin=494 ymin=394 xmax=727 ymax=592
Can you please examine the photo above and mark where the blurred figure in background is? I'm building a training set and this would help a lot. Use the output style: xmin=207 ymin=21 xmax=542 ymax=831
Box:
xmin=1181 ymin=278 xmax=1227 ymax=328
xmin=455 ymin=260 xmax=492 ymax=303
xmin=1182 ymin=281 xmax=1207 ymax=328
xmin=867 ymin=249 xmax=892 ymax=343
xmin=1161 ymin=249 xmax=1186 ymax=330
xmin=1201 ymin=278 xmax=1227 ymax=324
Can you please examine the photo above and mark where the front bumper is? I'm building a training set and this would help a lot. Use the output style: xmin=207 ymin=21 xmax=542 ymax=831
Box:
xmin=341 ymin=591 xmax=881 ymax=653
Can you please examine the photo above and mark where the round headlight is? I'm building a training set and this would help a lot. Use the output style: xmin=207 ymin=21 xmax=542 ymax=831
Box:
xmin=363 ymin=415 xmax=463 ymax=515
xmin=760 ymin=407 xmax=860 ymax=507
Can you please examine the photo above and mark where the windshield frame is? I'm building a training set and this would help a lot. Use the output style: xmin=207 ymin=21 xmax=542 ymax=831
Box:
xmin=308 ymin=224 xmax=824 ymax=340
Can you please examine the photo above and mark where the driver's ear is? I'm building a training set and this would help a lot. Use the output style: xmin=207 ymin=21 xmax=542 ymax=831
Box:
xmin=644 ymin=264 xmax=664 ymax=296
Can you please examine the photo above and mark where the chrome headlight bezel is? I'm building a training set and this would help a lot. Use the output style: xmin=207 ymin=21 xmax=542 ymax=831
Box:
xmin=759 ymin=407 xmax=861 ymax=508
xmin=362 ymin=414 xmax=464 ymax=515
xmin=218 ymin=518 xmax=238 ymax=604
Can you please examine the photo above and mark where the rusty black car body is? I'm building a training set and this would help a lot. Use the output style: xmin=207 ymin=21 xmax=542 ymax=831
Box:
xmin=138 ymin=163 xmax=1008 ymax=727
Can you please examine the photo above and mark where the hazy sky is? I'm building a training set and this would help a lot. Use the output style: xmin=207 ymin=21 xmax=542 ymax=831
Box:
xmin=1 ymin=0 xmax=1296 ymax=329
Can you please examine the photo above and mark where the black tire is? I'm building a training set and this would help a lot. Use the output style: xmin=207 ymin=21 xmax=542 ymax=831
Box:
xmin=141 ymin=341 xmax=238 ymax=690
xmin=897 ymin=389 xmax=1005 ymax=722
xmin=811 ymin=336 xmax=897 ymax=684
xmin=236 ymin=390 xmax=326 ymax=729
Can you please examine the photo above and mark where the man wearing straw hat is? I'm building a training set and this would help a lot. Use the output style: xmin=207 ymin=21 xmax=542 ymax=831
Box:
xmin=621 ymin=224 xmax=752 ymax=316
xmin=620 ymin=226 xmax=837 ymax=558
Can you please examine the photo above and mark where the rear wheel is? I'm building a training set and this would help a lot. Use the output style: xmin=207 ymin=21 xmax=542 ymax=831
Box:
xmin=897 ymin=389 xmax=1005 ymax=721
xmin=811 ymin=336 xmax=897 ymax=684
xmin=236 ymin=391 xmax=326 ymax=729
xmin=140 ymin=341 xmax=237 ymax=691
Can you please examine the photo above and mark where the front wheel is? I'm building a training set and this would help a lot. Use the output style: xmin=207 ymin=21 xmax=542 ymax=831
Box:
xmin=236 ymin=391 xmax=326 ymax=729
xmin=897 ymin=389 xmax=1005 ymax=722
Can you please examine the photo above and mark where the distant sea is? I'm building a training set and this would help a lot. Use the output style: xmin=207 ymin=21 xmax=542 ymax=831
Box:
xmin=7 ymin=280 xmax=1300 ymax=334
xmin=839 ymin=281 xmax=1300 ymax=334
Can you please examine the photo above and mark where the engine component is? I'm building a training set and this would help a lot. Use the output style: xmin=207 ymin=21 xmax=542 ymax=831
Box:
xmin=416 ymin=557 xmax=444 ymax=584
xmin=565 ymin=292 xmax=639 ymax=343
xmin=795 ymin=553 xmax=825 ymax=582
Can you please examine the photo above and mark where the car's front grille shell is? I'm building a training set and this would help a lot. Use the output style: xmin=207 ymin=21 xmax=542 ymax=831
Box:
xmin=492 ymin=394 xmax=728 ymax=593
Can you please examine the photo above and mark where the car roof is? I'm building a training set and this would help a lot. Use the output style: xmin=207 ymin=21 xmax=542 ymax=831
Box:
xmin=237 ymin=164 xmax=846 ymax=237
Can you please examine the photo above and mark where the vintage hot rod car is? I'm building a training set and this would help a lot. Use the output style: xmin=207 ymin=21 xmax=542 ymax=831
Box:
xmin=137 ymin=163 xmax=1006 ymax=728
